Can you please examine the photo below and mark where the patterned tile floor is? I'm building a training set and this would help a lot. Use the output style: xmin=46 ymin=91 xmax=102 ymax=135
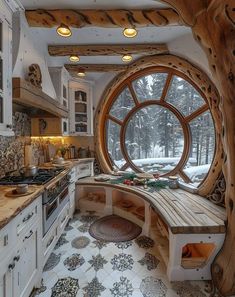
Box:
xmin=33 ymin=210 xmax=213 ymax=297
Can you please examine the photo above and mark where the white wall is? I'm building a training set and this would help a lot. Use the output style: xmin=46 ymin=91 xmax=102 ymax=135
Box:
xmin=12 ymin=12 xmax=57 ymax=99
xmin=168 ymin=33 xmax=211 ymax=78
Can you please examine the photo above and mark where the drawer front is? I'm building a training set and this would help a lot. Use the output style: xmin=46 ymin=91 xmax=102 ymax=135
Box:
xmin=58 ymin=204 xmax=70 ymax=236
xmin=77 ymin=163 xmax=91 ymax=179
xmin=0 ymin=223 xmax=13 ymax=262
xmin=14 ymin=196 xmax=41 ymax=239
xmin=42 ymin=223 xmax=58 ymax=265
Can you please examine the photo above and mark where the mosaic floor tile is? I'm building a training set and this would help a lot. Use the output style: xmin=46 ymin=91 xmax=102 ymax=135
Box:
xmin=54 ymin=233 xmax=68 ymax=250
xmin=92 ymin=239 xmax=108 ymax=249
xmin=110 ymin=276 xmax=134 ymax=297
xmin=140 ymin=276 xmax=167 ymax=297
xmin=88 ymin=254 xmax=108 ymax=271
xmin=78 ymin=223 xmax=91 ymax=233
xmin=111 ymin=253 xmax=134 ymax=272
xmin=138 ymin=252 xmax=160 ymax=270
xmin=115 ymin=241 xmax=133 ymax=249
xmin=51 ymin=277 xmax=79 ymax=297
xmin=135 ymin=236 xmax=155 ymax=249
xmin=64 ymin=253 xmax=85 ymax=271
xmin=171 ymin=281 xmax=208 ymax=297
xmin=83 ymin=276 xmax=106 ymax=297
xmin=71 ymin=236 xmax=90 ymax=249
xmin=43 ymin=253 xmax=61 ymax=272
xmin=80 ymin=214 xmax=100 ymax=224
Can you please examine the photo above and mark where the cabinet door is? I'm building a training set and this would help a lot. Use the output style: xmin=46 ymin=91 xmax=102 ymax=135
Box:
xmin=0 ymin=260 xmax=14 ymax=297
xmin=15 ymin=225 xmax=39 ymax=297
xmin=0 ymin=8 xmax=13 ymax=136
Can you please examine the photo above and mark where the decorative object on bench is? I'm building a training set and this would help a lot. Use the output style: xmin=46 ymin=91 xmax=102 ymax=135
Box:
xmin=89 ymin=215 xmax=141 ymax=242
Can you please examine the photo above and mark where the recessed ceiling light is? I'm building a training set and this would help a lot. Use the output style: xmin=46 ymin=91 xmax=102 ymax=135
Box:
xmin=69 ymin=55 xmax=80 ymax=62
xmin=123 ymin=28 xmax=137 ymax=38
xmin=122 ymin=54 xmax=133 ymax=62
xmin=56 ymin=23 xmax=72 ymax=37
xmin=77 ymin=70 xmax=86 ymax=77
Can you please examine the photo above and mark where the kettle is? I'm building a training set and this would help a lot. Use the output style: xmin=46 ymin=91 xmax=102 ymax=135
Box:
xmin=20 ymin=165 xmax=38 ymax=177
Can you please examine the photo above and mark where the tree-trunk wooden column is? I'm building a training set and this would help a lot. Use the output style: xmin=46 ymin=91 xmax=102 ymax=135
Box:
xmin=159 ymin=0 xmax=235 ymax=296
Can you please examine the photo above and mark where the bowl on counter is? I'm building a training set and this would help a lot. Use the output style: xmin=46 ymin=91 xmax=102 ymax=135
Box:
xmin=15 ymin=184 xmax=29 ymax=194
xmin=52 ymin=156 xmax=64 ymax=165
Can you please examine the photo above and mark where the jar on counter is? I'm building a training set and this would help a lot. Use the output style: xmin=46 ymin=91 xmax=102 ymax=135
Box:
xmin=168 ymin=176 xmax=179 ymax=189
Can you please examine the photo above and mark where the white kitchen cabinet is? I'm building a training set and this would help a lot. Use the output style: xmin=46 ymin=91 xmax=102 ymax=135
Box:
xmin=0 ymin=195 xmax=42 ymax=297
xmin=69 ymin=182 xmax=76 ymax=218
xmin=69 ymin=79 xmax=93 ymax=136
xmin=0 ymin=1 xmax=14 ymax=136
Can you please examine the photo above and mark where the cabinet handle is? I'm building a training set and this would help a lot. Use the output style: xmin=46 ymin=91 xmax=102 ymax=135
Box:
xmin=46 ymin=236 xmax=55 ymax=248
xmin=24 ymin=230 xmax=33 ymax=240
xmin=61 ymin=215 xmax=67 ymax=224
xmin=6 ymin=124 xmax=12 ymax=129
xmin=23 ymin=212 xmax=34 ymax=223
xmin=8 ymin=262 xmax=15 ymax=271
xmin=13 ymin=255 xmax=20 ymax=262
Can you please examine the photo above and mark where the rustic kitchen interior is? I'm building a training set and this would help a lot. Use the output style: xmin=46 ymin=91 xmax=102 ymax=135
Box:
xmin=0 ymin=0 xmax=233 ymax=297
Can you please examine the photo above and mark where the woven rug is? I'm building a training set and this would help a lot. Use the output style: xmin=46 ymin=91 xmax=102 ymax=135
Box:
xmin=89 ymin=215 xmax=142 ymax=242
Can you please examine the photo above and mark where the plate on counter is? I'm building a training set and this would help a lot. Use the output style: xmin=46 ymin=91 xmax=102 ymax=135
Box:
xmin=5 ymin=188 xmax=36 ymax=198
xmin=94 ymin=175 xmax=110 ymax=182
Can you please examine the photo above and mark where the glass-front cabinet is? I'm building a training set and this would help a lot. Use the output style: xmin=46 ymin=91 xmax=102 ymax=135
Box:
xmin=0 ymin=1 xmax=13 ymax=136
xmin=69 ymin=80 xmax=93 ymax=136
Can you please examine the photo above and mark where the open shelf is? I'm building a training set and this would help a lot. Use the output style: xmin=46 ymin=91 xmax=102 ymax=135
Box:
xmin=181 ymin=243 xmax=215 ymax=269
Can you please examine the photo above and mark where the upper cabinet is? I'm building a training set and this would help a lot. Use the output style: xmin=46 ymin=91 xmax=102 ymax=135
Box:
xmin=0 ymin=1 xmax=14 ymax=136
xmin=69 ymin=79 xmax=94 ymax=136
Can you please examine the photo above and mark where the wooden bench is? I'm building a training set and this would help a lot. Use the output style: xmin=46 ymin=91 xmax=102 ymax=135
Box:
xmin=76 ymin=177 xmax=226 ymax=281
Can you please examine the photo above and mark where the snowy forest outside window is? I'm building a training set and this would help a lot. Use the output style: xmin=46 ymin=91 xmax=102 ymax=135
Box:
xmin=105 ymin=68 xmax=215 ymax=186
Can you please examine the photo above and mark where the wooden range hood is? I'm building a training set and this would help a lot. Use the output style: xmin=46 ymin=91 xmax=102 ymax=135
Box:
xmin=12 ymin=77 xmax=68 ymax=118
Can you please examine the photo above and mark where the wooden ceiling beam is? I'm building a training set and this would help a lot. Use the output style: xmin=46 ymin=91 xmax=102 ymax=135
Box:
xmin=25 ymin=9 xmax=183 ymax=28
xmin=65 ymin=64 xmax=127 ymax=73
xmin=48 ymin=44 xmax=168 ymax=56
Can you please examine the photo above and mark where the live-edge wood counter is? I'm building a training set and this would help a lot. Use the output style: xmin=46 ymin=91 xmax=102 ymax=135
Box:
xmin=76 ymin=177 xmax=226 ymax=235
xmin=76 ymin=176 xmax=226 ymax=281
xmin=0 ymin=185 xmax=44 ymax=230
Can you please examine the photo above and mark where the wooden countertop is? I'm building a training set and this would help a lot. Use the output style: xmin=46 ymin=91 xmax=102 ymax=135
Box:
xmin=0 ymin=158 xmax=94 ymax=230
xmin=0 ymin=185 xmax=43 ymax=230
xmin=77 ymin=177 xmax=227 ymax=234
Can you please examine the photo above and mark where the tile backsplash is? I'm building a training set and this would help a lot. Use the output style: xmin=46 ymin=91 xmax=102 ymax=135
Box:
xmin=0 ymin=112 xmax=31 ymax=177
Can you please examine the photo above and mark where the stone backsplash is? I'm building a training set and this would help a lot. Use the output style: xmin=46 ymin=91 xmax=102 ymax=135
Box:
xmin=0 ymin=112 xmax=31 ymax=178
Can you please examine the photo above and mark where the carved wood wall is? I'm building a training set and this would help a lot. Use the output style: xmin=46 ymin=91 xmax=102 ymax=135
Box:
xmin=157 ymin=1 xmax=235 ymax=296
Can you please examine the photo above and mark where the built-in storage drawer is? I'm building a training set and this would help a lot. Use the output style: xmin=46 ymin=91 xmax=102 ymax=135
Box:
xmin=58 ymin=203 xmax=70 ymax=237
xmin=77 ymin=163 xmax=91 ymax=179
xmin=0 ymin=222 xmax=14 ymax=262
xmin=42 ymin=223 xmax=58 ymax=265
xmin=13 ymin=196 xmax=41 ymax=240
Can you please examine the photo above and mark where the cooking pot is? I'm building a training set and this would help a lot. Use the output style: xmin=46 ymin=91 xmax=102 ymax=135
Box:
xmin=20 ymin=165 xmax=38 ymax=177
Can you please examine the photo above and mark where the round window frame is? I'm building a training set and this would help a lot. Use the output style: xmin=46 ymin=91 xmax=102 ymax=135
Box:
xmin=103 ymin=66 xmax=216 ymax=183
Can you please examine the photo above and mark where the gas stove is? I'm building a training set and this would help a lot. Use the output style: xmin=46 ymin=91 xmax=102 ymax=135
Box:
xmin=0 ymin=168 xmax=64 ymax=185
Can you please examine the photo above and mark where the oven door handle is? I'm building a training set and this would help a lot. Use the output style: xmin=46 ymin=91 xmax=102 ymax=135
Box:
xmin=47 ymin=197 xmax=58 ymax=206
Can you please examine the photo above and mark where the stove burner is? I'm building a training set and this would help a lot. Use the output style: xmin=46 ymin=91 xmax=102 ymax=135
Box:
xmin=0 ymin=168 xmax=64 ymax=185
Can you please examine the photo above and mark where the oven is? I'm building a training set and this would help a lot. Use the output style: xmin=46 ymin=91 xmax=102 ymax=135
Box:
xmin=42 ymin=174 xmax=70 ymax=236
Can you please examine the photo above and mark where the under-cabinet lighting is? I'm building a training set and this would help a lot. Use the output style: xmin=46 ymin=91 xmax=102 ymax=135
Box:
xmin=122 ymin=54 xmax=133 ymax=62
xmin=69 ymin=55 xmax=80 ymax=62
xmin=56 ymin=23 xmax=72 ymax=37
xmin=123 ymin=28 xmax=137 ymax=38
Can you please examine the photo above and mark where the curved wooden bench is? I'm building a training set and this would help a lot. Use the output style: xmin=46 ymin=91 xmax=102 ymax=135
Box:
xmin=76 ymin=177 xmax=226 ymax=281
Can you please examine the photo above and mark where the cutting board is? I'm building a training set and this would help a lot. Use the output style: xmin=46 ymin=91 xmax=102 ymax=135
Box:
xmin=47 ymin=144 xmax=56 ymax=160
xmin=24 ymin=144 xmax=33 ymax=165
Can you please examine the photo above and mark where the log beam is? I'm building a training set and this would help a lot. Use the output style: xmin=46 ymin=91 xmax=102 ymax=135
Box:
xmin=25 ymin=8 xmax=183 ymax=28
xmin=159 ymin=1 xmax=235 ymax=296
xmin=65 ymin=64 xmax=127 ymax=73
xmin=48 ymin=44 xmax=168 ymax=57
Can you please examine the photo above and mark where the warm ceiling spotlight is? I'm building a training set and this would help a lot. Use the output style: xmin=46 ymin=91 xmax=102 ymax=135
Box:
xmin=77 ymin=70 xmax=86 ymax=77
xmin=56 ymin=23 xmax=72 ymax=37
xmin=69 ymin=55 xmax=80 ymax=62
xmin=122 ymin=54 xmax=133 ymax=62
xmin=123 ymin=28 xmax=137 ymax=38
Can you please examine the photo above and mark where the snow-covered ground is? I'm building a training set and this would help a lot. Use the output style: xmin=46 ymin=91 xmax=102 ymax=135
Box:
xmin=184 ymin=164 xmax=211 ymax=182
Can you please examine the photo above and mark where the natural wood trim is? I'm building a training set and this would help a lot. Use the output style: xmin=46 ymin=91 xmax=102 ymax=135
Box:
xmin=178 ymin=170 xmax=192 ymax=183
xmin=127 ymin=82 xmax=139 ymax=106
xmin=94 ymin=55 xmax=222 ymax=198
xmin=12 ymin=77 xmax=68 ymax=118
xmin=49 ymin=44 xmax=169 ymax=57
xmin=184 ymin=104 xmax=208 ymax=123
xmin=65 ymin=64 xmax=127 ymax=73
xmin=25 ymin=9 xmax=183 ymax=28
xmin=160 ymin=72 xmax=173 ymax=101
xmin=106 ymin=115 xmax=122 ymax=126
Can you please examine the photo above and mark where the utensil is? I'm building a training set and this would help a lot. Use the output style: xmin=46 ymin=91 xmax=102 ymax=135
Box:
xmin=19 ymin=165 xmax=38 ymax=177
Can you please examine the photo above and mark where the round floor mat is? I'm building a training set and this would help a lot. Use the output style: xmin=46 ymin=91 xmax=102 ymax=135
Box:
xmin=89 ymin=215 xmax=142 ymax=242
